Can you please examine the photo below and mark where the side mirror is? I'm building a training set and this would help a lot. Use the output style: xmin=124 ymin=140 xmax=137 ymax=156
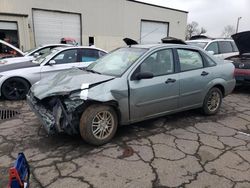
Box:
xmin=33 ymin=52 xmax=40 ymax=58
xmin=135 ymin=72 xmax=154 ymax=80
xmin=208 ymin=51 xmax=215 ymax=55
xmin=48 ymin=60 xmax=56 ymax=65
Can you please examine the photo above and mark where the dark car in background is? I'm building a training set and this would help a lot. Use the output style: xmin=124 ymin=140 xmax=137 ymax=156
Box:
xmin=0 ymin=46 xmax=107 ymax=100
xmin=226 ymin=31 xmax=250 ymax=85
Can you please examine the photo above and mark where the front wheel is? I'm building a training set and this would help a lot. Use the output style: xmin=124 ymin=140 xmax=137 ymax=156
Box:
xmin=79 ymin=105 xmax=118 ymax=145
xmin=1 ymin=77 xmax=30 ymax=100
xmin=202 ymin=87 xmax=222 ymax=115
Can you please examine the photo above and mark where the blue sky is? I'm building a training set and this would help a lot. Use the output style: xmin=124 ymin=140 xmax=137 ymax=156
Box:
xmin=139 ymin=0 xmax=250 ymax=37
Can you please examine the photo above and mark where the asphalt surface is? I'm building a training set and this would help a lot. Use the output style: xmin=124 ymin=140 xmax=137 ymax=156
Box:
xmin=0 ymin=87 xmax=250 ymax=188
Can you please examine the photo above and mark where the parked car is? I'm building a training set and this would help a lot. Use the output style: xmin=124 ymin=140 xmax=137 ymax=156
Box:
xmin=226 ymin=31 xmax=250 ymax=85
xmin=0 ymin=44 xmax=71 ymax=65
xmin=0 ymin=39 xmax=24 ymax=60
xmin=0 ymin=46 xmax=107 ymax=100
xmin=186 ymin=38 xmax=239 ymax=59
xmin=27 ymin=43 xmax=236 ymax=145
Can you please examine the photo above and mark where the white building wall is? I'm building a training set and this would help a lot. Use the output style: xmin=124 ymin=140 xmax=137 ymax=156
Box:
xmin=0 ymin=0 xmax=188 ymax=51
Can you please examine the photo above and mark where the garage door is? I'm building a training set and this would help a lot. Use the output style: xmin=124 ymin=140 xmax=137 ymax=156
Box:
xmin=141 ymin=21 xmax=168 ymax=44
xmin=33 ymin=10 xmax=81 ymax=46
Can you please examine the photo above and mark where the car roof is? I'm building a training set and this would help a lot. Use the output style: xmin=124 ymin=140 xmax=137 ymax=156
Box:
xmin=52 ymin=46 xmax=108 ymax=53
xmin=186 ymin=38 xmax=234 ymax=43
xmin=130 ymin=43 xmax=194 ymax=50
xmin=39 ymin=44 xmax=72 ymax=48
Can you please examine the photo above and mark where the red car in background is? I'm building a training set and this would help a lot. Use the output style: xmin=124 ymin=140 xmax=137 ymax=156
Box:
xmin=226 ymin=31 xmax=250 ymax=85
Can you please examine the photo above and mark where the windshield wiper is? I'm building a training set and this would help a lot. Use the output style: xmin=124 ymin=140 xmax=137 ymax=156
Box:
xmin=85 ymin=69 xmax=101 ymax=74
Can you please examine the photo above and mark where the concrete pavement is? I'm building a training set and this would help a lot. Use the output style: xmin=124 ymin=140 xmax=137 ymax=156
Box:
xmin=0 ymin=87 xmax=250 ymax=188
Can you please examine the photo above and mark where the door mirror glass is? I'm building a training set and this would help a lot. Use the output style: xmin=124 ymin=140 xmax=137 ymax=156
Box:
xmin=49 ymin=60 xmax=56 ymax=65
xmin=135 ymin=72 xmax=154 ymax=80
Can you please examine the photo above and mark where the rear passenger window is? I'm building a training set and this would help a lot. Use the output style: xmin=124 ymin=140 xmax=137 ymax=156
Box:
xmin=80 ymin=49 xmax=99 ymax=62
xmin=218 ymin=41 xmax=233 ymax=53
xmin=177 ymin=49 xmax=203 ymax=71
xmin=231 ymin=42 xmax=239 ymax=52
xmin=206 ymin=42 xmax=219 ymax=54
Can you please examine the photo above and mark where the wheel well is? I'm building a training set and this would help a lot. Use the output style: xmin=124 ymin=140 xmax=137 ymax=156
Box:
xmin=85 ymin=100 xmax=121 ymax=123
xmin=213 ymin=84 xmax=225 ymax=97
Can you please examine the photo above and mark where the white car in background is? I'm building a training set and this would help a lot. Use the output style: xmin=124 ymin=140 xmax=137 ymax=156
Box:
xmin=0 ymin=44 xmax=71 ymax=65
xmin=0 ymin=46 xmax=107 ymax=100
xmin=186 ymin=38 xmax=239 ymax=59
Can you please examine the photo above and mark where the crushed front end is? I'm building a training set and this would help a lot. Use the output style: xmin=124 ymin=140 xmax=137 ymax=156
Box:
xmin=27 ymin=91 xmax=84 ymax=135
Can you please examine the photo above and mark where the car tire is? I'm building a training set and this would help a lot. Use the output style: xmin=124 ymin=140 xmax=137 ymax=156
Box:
xmin=79 ymin=104 xmax=118 ymax=145
xmin=1 ymin=77 xmax=30 ymax=100
xmin=202 ymin=87 xmax=222 ymax=115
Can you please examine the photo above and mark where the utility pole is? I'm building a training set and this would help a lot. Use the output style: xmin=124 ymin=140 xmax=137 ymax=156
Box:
xmin=236 ymin=17 xmax=242 ymax=33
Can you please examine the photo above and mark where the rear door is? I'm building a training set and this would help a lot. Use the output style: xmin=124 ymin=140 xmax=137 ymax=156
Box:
xmin=177 ymin=49 xmax=214 ymax=109
xmin=129 ymin=48 xmax=179 ymax=121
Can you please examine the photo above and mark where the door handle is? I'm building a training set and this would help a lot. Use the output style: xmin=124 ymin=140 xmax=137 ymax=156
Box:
xmin=165 ymin=78 xmax=176 ymax=84
xmin=201 ymin=71 xmax=209 ymax=76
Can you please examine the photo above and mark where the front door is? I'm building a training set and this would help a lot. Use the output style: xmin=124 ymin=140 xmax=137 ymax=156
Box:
xmin=129 ymin=49 xmax=179 ymax=122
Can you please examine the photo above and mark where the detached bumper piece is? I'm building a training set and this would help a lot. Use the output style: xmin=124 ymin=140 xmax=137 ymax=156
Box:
xmin=27 ymin=93 xmax=79 ymax=135
xmin=8 ymin=153 xmax=30 ymax=188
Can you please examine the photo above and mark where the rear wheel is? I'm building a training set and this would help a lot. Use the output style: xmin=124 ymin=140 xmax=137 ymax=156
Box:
xmin=202 ymin=87 xmax=222 ymax=115
xmin=79 ymin=105 xmax=118 ymax=145
xmin=1 ymin=78 xmax=30 ymax=100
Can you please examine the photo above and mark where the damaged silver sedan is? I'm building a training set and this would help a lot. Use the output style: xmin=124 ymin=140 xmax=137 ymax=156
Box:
xmin=27 ymin=44 xmax=236 ymax=145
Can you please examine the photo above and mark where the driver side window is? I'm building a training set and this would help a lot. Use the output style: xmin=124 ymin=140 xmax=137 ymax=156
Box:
xmin=139 ymin=49 xmax=174 ymax=76
xmin=53 ymin=49 xmax=77 ymax=64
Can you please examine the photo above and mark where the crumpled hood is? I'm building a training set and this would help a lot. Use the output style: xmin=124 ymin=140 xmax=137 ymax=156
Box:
xmin=232 ymin=31 xmax=250 ymax=55
xmin=31 ymin=68 xmax=115 ymax=100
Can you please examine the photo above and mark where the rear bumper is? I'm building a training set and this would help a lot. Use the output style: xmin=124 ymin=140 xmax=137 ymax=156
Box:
xmin=235 ymin=68 xmax=250 ymax=84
